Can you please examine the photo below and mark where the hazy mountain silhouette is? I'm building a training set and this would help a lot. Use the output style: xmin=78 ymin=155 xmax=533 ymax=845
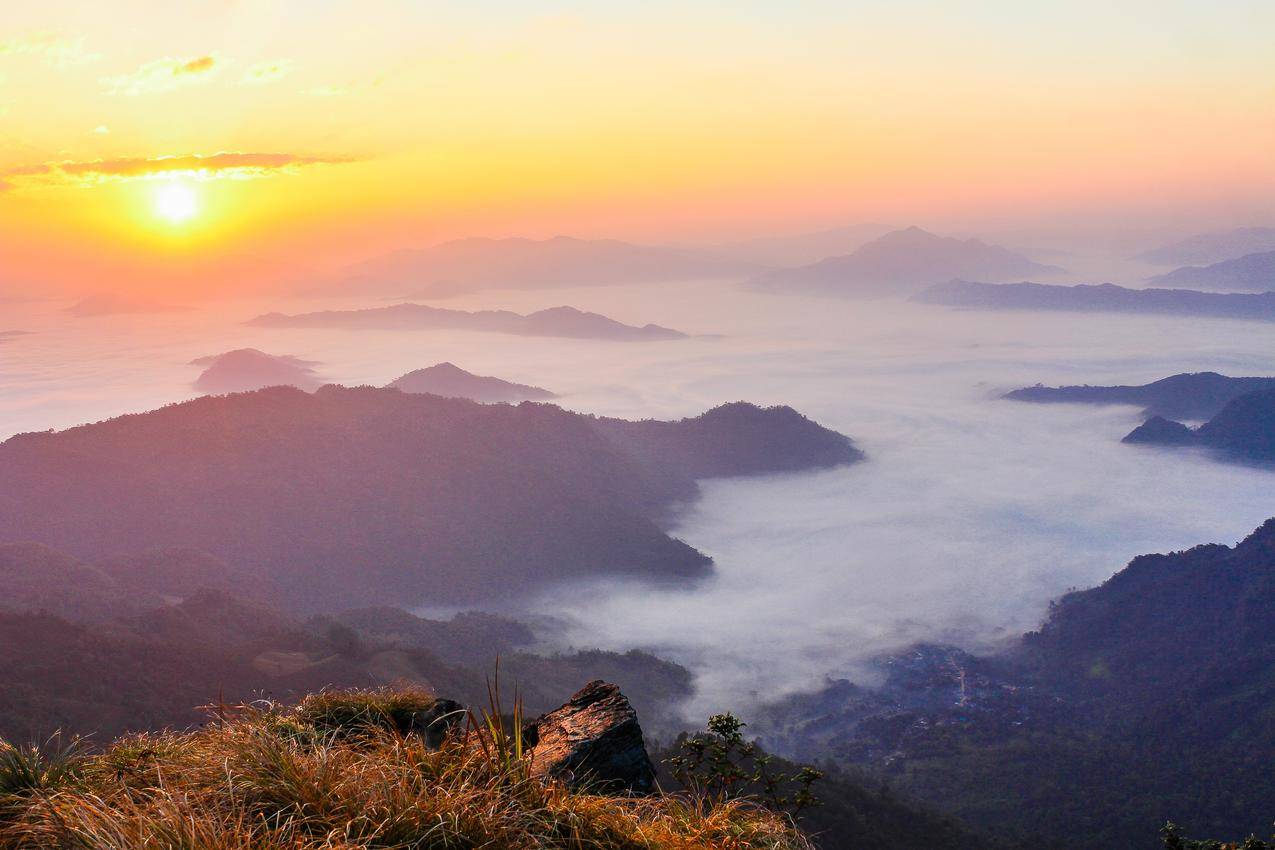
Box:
xmin=0 ymin=330 xmax=29 ymax=341
xmin=1122 ymin=388 xmax=1275 ymax=463
xmin=749 ymin=226 xmax=1064 ymax=297
xmin=1147 ymin=249 xmax=1275 ymax=292
xmin=316 ymin=235 xmax=758 ymax=298
xmin=64 ymin=293 xmax=191 ymax=317
xmin=1136 ymin=227 xmax=1275 ymax=266
xmin=0 ymin=386 xmax=860 ymax=611
xmin=717 ymin=223 xmax=896 ymax=266
xmin=248 ymin=303 xmax=688 ymax=341
xmin=387 ymin=363 xmax=555 ymax=403
xmin=1004 ymin=372 xmax=1275 ymax=420
xmin=0 ymin=543 xmax=277 ymax=623
xmin=191 ymin=349 xmax=322 ymax=394
xmin=917 ymin=279 xmax=1275 ymax=321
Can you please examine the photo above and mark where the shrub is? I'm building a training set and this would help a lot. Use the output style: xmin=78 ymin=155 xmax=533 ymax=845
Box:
xmin=668 ymin=712 xmax=823 ymax=817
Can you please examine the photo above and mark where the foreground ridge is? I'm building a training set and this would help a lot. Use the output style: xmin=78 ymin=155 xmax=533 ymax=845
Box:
xmin=0 ymin=685 xmax=809 ymax=850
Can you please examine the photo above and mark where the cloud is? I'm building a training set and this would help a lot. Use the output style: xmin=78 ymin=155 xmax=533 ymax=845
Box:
xmin=2 ymin=151 xmax=356 ymax=188
xmin=241 ymin=59 xmax=293 ymax=85
xmin=0 ymin=33 xmax=100 ymax=68
xmin=102 ymin=54 xmax=220 ymax=96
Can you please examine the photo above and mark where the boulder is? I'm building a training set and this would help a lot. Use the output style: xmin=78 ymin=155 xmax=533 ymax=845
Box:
xmin=527 ymin=680 xmax=656 ymax=794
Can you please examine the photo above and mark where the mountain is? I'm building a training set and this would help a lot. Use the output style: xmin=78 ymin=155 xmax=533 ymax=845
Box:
xmin=387 ymin=362 xmax=555 ymax=403
xmin=1136 ymin=227 xmax=1275 ymax=266
xmin=190 ymin=348 xmax=322 ymax=394
xmin=753 ymin=518 xmax=1275 ymax=848
xmin=916 ymin=279 xmax=1275 ymax=321
xmin=718 ymin=223 xmax=897 ymax=266
xmin=248 ymin=303 xmax=688 ymax=341
xmin=0 ymin=543 xmax=279 ymax=623
xmin=750 ymin=227 xmax=1064 ymax=297
xmin=318 ymin=235 xmax=759 ymax=298
xmin=1003 ymin=372 xmax=1275 ymax=420
xmin=0 ymin=386 xmax=860 ymax=612
xmin=1147 ymin=249 xmax=1275 ymax=292
xmin=1121 ymin=388 xmax=1275 ymax=462
xmin=64 ymin=293 xmax=190 ymax=317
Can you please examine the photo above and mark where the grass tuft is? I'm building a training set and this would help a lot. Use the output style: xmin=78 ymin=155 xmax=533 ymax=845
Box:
xmin=0 ymin=687 xmax=809 ymax=849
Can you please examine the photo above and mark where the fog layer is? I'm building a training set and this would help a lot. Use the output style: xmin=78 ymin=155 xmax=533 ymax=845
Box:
xmin=3 ymin=283 xmax=1273 ymax=719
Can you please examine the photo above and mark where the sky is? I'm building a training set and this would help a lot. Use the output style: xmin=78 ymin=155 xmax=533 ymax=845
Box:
xmin=1 ymin=0 xmax=1273 ymax=295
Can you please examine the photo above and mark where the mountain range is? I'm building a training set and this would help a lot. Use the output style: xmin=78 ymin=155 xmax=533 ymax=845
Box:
xmin=248 ymin=303 xmax=688 ymax=341
xmin=750 ymin=227 xmax=1063 ymax=297
xmin=916 ymin=279 xmax=1275 ymax=321
xmin=1136 ymin=227 xmax=1275 ymax=266
xmin=0 ymin=386 xmax=861 ymax=611
xmin=1003 ymin=372 xmax=1275 ymax=420
xmin=1147 ymin=249 xmax=1275 ymax=292
xmin=1123 ymin=387 xmax=1275 ymax=463
xmin=315 ymin=235 xmax=759 ymax=298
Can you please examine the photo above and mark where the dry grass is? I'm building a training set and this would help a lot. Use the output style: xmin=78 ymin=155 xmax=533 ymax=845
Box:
xmin=0 ymin=688 xmax=810 ymax=850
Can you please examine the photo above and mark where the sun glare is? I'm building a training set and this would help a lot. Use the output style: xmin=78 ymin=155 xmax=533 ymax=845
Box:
xmin=152 ymin=181 xmax=199 ymax=224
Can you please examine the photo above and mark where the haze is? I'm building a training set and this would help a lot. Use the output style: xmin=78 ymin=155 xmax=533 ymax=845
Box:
xmin=1 ymin=0 xmax=1273 ymax=298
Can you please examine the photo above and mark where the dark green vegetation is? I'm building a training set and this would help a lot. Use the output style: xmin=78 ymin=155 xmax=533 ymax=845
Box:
xmin=0 ymin=572 xmax=692 ymax=744
xmin=755 ymin=518 xmax=1275 ymax=848
xmin=1004 ymin=372 xmax=1275 ymax=421
xmin=658 ymin=715 xmax=996 ymax=850
xmin=1124 ymin=387 xmax=1275 ymax=462
xmin=0 ymin=385 xmax=860 ymax=611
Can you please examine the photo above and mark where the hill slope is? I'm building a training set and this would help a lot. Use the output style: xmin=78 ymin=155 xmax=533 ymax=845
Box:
xmin=1148 ymin=249 xmax=1275 ymax=292
xmin=754 ymin=518 xmax=1275 ymax=848
xmin=1003 ymin=372 xmax=1275 ymax=420
xmin=249 ymin=302 xmax=687 ymax=341
xmin=1122 ymin=388 xmax=1275 ymax=462
xmin=917 ymin=279 xmax=1275 ymax=321
xmin=0 ymin=386 xmax=860 ymax=611
xmin=387 ymin=362 xmax=555 ymax=402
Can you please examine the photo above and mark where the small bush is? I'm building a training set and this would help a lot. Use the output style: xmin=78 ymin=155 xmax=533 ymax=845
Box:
xmin=668 ymin=712 xmax=823 ymax=817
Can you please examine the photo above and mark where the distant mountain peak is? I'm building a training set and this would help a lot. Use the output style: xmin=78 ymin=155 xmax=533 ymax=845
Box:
xmin=387 ymin=363 xmax=556 ymax=403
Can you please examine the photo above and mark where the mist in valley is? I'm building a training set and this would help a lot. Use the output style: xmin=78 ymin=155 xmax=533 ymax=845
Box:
xmin=5 ymin=277 xmax=1273 ymax=724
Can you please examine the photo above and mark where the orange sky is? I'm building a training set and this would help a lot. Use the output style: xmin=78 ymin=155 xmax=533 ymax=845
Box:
xmin=0 ymin=0 xmax=1272 ymax=296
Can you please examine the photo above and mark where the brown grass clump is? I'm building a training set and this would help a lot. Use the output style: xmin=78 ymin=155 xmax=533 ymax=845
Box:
xmin=0 ymin=688 xmax=810 ymax=850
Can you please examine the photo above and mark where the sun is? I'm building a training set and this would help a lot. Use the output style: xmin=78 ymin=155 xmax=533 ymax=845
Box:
xmin=152 ymin=181 xmax=200 ymax=224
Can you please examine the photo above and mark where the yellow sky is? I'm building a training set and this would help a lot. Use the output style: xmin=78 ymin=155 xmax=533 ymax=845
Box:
xmin=0 ymin=0 xmax=1272 ymax=295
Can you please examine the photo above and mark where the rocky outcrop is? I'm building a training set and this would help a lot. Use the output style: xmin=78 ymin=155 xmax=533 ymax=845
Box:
xmin=527 ymin=680 xmax=656 ymax=794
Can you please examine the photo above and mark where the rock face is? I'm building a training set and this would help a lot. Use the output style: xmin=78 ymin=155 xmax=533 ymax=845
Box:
xmin=528 ymin=680 xmax=655 ymax=794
